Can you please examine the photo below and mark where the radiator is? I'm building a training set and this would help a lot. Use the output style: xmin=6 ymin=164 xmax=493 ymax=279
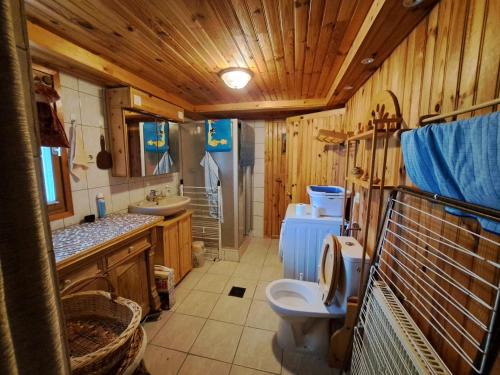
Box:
xmin=352 ymin=279 xmax=451 ymax=375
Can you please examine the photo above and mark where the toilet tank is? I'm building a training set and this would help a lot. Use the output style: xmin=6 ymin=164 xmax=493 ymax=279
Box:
xmin=335 ymin=236 xmax=370 ymax=310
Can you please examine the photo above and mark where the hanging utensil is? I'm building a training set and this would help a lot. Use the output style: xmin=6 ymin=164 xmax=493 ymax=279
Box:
xmin=96 ymin=135 xmax=112 ymax=170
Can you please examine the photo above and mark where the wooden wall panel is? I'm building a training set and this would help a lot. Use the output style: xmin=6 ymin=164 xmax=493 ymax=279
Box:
xmin=343 ymin=0 xmax=500 ymax=372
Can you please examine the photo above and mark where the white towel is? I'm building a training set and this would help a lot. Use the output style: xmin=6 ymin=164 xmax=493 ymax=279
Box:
xmin=69 ymin=122 xmax=88 ymax=180
xmin=200 ymin=152 xmax=223 ymax=223
xmin=154 ymin=152 xmax=174 ymax=175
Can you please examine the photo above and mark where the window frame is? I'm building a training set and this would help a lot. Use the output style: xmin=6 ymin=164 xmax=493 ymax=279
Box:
xmin=33 ymin=64 xmax=74 ymax=221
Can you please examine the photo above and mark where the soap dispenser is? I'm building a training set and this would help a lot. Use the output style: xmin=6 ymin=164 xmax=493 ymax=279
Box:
xmin=96 ymin=192 xmax=106 ymax=218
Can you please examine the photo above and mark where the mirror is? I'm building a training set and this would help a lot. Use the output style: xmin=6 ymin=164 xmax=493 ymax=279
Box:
xmin=124 ymin=110 xmax=180 ymax=177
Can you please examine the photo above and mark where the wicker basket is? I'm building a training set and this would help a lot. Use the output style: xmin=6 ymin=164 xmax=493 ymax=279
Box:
xmin=61 ymin=276 xmax=142 ymax=375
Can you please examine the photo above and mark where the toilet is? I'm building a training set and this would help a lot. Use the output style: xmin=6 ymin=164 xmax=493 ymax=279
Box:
xmin=266 ymin=235 xmax=369 ymax=357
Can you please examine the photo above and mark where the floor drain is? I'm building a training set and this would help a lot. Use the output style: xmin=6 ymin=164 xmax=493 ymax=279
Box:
xmin=228 ymin=286 xmax=246 ymax=298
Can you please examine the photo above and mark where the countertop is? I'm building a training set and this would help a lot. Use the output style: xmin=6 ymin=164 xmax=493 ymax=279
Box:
xmin=52 ymin=213 xmax=163 ymax=263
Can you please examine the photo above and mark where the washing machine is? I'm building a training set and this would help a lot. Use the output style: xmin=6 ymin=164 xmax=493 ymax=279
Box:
xmin=279 ymin=204 xmax=343 ymax=282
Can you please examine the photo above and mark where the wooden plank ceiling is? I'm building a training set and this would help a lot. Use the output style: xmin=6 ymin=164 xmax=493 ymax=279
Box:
xmin=25 ymin=0 xmax=438 ymax=115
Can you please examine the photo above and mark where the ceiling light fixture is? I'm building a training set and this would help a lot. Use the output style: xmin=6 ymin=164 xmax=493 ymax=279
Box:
xmin=219 ymin=68 xmax=253 ymax=89
xmin=344 ymin=85 xmax=354 ymax=91
xmin=361 ymin=57 xmax=375 ymax=65
xmin=402 ymin=0 xmax=424 ymax=8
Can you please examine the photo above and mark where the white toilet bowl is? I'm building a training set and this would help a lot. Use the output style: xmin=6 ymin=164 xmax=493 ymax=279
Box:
xmin=266 ymin=235 xmax=369 ymax=356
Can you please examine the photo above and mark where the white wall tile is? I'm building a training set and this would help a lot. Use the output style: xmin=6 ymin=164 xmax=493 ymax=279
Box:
xmin=59 ymin=72 xmax=78 ymax=90
xmin=252 ymin=216 xmax=264 ymax=237
xmin=63 ymin=189 xmax=91 ymax=226
xmin=78 ymin=79 xmax=102 ymax=97
xmin=254 ymin=158 xmax=264 ymax=174
xmin=60 ymin=87 xmax=81 ymax=124
xmin=83 ymin=126 xmax=110 ymax=188
xmin=129 ymin=180 xmax=145 ymax=203
xmin=80 ymin=92 xmax=105 ymax=127
xmin=253 ymin=120 xmax=265 ymax=128
xmin=255 ymin=127 xmax=265 ymax=144
xmin=111 ymin=183 xmax=130 ymax=212
xmin=50 ymin=219 xmax=65 ymax=231
xmin=255 ymin=143 xmax=265 ymax=158
xmin=254 ymin=187 xmax=264 ymax=202
xmin=254 ymin=172 xmax=264 ymax=188
xmin=253 ymin=202 xmax=264 ymax=217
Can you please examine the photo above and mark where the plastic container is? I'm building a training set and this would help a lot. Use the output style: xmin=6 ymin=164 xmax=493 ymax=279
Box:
xmin=307 ymin=185 xmax=349 ymax=217
xmin=96 ymin=192 xmax=106 ymax=218
xmin=192 ymin=241 xmax=205 ymax=268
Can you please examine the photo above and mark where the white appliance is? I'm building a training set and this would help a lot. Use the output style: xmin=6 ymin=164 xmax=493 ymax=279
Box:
xmin=280 ymin=203 xmax=343 ymax=281
xmin=266 ymin=235 xmax=370 ymax=356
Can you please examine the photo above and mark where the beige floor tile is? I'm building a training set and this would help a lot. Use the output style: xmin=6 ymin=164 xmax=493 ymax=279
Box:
xmin=281 ymin=351 xmax=339 ymax=375
xmin=223 ymin=277 xmax=258 ymax=299
xmin=210 ymin=295 xmax=251 ymax=325
xmin=178 ymin=269 xmax=205 ymax=289
xmin=143 ymin=345 xmax=186 ymax=375
xmin=234 ymin=263 xmax=262 ymax=280
xmin=176 ymin=290 xmax=220 ymax=318
xmin=253 ymin=281 xmax=270 ymax=301
xmin=264 ymin=252 xmax=282 ymax=267
xmin=194 ymin=273 xmax=230 ymax=293
xmin=246 ymin=300 xmax=280 ymax=331
xmin=240 ymin=250 xmax=267 ymax=266
xmin=208 ymin=260 xmax=239 ymax=276
xmin=178 ymin=355 xmax=231 ymax=375
xmin=247 ymin=237 xmax=272 ymax=249
xmin=152 ymin=313 xmax=206 ymax=352
xmin=170 ymin=283 xmax=191 ymax=311
xmin=142 ymin=310 xmax=173 ymax=343
xmin=230 ymin=365 xmax=274 ymax=374
xmin=195 ymin=259 xmax=215 ymax=273
xmin=260 ymin=265 xmax=283 ymax=282
xmin=234 ymin=327 xmax=282 ymax=374
xmin=190 ymin=320 xmax=243 ymax=363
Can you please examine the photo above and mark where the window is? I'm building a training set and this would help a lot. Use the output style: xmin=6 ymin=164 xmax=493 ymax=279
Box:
xmin=33 ymin=65 xmax=73 ymax=221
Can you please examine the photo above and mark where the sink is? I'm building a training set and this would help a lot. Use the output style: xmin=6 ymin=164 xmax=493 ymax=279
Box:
xmin=128 ymin=196 xmax=191 ymax=217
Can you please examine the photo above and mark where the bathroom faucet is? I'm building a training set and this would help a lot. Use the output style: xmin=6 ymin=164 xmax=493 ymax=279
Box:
xmin=147 ymin=189 xmax=161 ymax=202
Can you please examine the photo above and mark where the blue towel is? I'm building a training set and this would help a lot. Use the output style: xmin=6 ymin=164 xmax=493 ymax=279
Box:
xmin=401 ymin=112 xmax=500 ymax=234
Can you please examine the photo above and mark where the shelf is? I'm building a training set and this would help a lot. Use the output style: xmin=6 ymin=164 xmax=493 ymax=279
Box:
xmin=346 ymin=176 xmax=395 ymax=190
xmin=316 ymin=129 xmax=353 ymax=145
xmin=348 ymin=128 xmax=399 ymax=142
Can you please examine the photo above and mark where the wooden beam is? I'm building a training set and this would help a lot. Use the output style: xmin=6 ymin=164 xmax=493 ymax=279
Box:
xmin=27 ymin=21 xmax=195 ymax=111
xmin=325 ymin=0 xmax=386 ymax=105
xmin=194 ymin=98 xmax=328 ymax=113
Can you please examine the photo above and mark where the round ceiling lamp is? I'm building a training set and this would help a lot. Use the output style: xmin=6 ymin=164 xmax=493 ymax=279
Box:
xmin=219 ymin=68 xmax=253 ymax=89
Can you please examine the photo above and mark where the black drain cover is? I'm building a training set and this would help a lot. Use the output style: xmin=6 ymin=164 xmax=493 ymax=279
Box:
xmin=228 ymin=286 xmax=246 ymax=298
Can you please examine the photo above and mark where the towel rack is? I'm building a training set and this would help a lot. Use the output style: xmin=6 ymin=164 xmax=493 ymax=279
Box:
xmin=419 ymin=97 xmax=500 ymax=125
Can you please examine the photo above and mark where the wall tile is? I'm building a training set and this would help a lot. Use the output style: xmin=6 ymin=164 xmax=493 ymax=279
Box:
xmin=59 ymin=72 xmax=78 ymax=90
xmin=254 ymin=158 xmax=264 ymax=174
xmin=255 ymin=143 xmax=264 ymax=158
xmin=253 ymin=120 xmax=265 ymax=128
xmin=63 ymin=189 xmax=91 ymax=226
xmin=60 ymin=87 xmax=81 ymax=124
xmin=253 ymin=187 xmax=264 ymax=202
xmin=129 ymin=180 xmax=145 ymax=203
xmin=255 ymin=127 xmax=265 ymax=144
xmin=83 ymin=126 xmax=110 ymax=188
xmin=111 ymin=183 xmax=130 ymax=212
xmin=78 ymin=79 xmax=102 ymax=97
xmin=253 ymin=173 xmax=264 ymax=188
xmin=253 ymin=202 xmax=264 ymax=217
xmin=50 ymin=219 xmax=65 ymax=231
xmin=252 ymin=216 xmax=264 ymax=238
xmin=80 ymin=92 xmax=105 ymax=127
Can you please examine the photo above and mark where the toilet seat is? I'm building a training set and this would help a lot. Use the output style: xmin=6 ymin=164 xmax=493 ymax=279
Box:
xmin=319 ymin=235 xmax=342 ymax=305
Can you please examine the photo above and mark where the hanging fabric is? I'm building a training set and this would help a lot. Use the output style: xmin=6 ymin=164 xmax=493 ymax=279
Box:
xmin=200 ymin=152 xmax=223 ymax=222
xmin=34 ymin=81 xmax=70 ymax=148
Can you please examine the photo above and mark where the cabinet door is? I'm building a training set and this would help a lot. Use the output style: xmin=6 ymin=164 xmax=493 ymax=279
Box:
xmin=178 ymin=215 xmax=192 ymax=279
xmin=163 ymin=224 xmax=180 ymax=284
xmin=108 ymin=254 xmax=149 ymax=317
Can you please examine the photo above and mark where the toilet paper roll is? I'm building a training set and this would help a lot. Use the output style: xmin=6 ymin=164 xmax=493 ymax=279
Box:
xmin=296 ymin=204 xmax=307 ymax=216
xmin=312 ymin=205 xmax=321 ymax=218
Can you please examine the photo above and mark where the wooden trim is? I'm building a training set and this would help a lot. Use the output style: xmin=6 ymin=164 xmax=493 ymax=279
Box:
xmin=286 ymin=108 xmax=346 ymax=121
xmin=27 ymin=21 xmax=194 ymax=111
xmin=193 ymin=98 xmax=328 ymax=113
xmin=325 ymin=0 xmax=386 ymax=105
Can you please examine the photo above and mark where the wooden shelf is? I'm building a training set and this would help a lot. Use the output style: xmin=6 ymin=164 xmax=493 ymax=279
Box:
xmin=346 ymin=176 xmax=395 ymax=189
xmin=348 ymin=128 xmax=399 ymax=142
xmin=316 ymin=129 xmax=352 ymax=145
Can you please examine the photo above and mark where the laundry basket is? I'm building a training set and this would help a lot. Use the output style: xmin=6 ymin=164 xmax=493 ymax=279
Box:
xmin=307 ymin=185 xmax=348 ymax=216
xmin=61 ymin=276 xmax=142 ymax=375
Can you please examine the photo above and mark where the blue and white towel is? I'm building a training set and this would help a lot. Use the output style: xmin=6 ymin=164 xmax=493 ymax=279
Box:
xmin=401 ymin=111 xmax=500 ymax=234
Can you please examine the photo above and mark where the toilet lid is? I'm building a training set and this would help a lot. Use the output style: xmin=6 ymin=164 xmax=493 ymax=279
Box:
xmin=319 ymin=235 xmax=342 ymax=305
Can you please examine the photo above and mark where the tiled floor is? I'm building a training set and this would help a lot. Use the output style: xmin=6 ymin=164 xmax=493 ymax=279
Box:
xmin=142 ymin=238 xmax=338 ymax=375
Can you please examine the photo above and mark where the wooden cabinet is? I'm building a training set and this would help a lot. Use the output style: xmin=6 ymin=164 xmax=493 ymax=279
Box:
xmin=57 ymin=224 xmax=160 ymax=317
xmin=156 ymin=211 xmax=193 ymax=284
